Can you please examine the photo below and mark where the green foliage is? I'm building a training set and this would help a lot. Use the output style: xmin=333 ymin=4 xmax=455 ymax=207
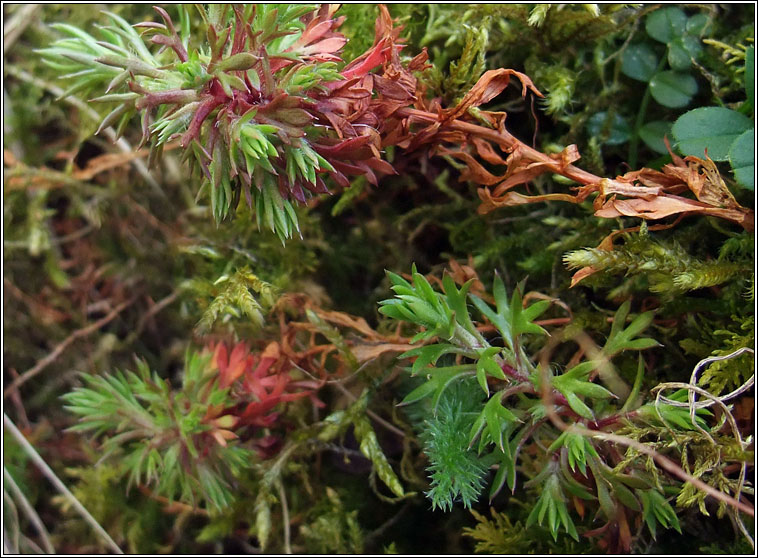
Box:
xmin=381 ymin=265 xmax=710 ymax=544
xmin=671 ymin=36 xmax=755 ymax=189
xmin=349 ymin=392 xmax=407 ymax=499
xmin=463 ymin=508 xmax=532 ymax=553
xmin=616 ymin=6 xmax=723 ymax=165
xmin=638 ymin=488 xmax=682 ymax=539
xmin=53 ymin=465 xmax=169 ymax=553
xmin=673 ymin=107 xmax=753 ymax=161
xmin=193 ymin=267 xmax=276 ymax=333
xmin=300 ymin=487 xmax=364 ymax=553
xmin=419 ymin=380 xmax=488 ymax=512
xmin=4 ymin=3 xmax=754 ymax=555
xmin=62 ymin=350 xmax=255 ymax=510
xmin=38 ymin=5 xmax=364 ymax=242
xmin=525 ymin=464 xmax=579 ymax=542
xmin=564 ymin=229 xmax=753 ymax=294
xmin=696 ymin=315 xmax=755 ymax=396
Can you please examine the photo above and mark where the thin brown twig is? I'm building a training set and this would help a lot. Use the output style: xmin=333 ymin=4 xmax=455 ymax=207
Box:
xmin=4 ymin=369 xmax=31 ymax=430
xmin=122 ymin=290 xmax=180 ymax=346
xmin=3 ymin=66 xmax=161 ymax=193
xmin=4 ymin=296 xmax=137 ymax=398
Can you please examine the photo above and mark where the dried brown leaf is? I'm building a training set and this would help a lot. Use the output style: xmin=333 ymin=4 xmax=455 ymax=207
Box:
xmin=444 ymin=69 xmax=543 ymax=122
xmin=352 ymin=343 xmax=414 ymax=363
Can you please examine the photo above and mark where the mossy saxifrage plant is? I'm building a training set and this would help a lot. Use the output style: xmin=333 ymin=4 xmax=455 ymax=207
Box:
xmin=41 ymin=4 xmax=754 ymax=243
xmin=43 ymin=4 xmax=754 ymax=552
xmin=40 ymin=4 xmax=418 ymax=241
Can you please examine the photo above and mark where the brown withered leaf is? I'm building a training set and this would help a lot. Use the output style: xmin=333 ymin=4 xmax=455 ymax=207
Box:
xmin=446 ymin=258 xmax=486 ymax=296
xmin=72 ymin=140 xmax=180 ymax=181
xmin=595 ymin=177 xmax=664 ymax=202
xmin=443 ymin=69 xmax=543 ymax=122
xmin=471 ymin=136 xmax=508 ymax=165
xmin=73 ymin=151 xmax=144 ymax=180
xmin=663 ymin=152 xmax=740 ymax=209
xmin=591 ymin=145 xmax=753 ymax=229
xmin=617 ymin=167 xmax=686 ymax=191
xmin=490 ymin=144 xmax=582 ymax=195
xmin=594 ymin=193 xmax=753 ymax=230
xmin=478 ymin=188 xmax=581 ymax=214
xmin=569 ymin=265 xmax=601 ymax=288
xmin=440 ymin=147 xmax=504 ymax=186
xmin=351 ymin=342 xmax=414 ymax=363
xmin=307 ymin=307 xmax=381 ymax=340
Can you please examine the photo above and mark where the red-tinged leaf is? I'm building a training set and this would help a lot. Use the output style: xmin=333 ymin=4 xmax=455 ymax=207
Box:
xmin=210 ymin=429 xmax=235 ymax=447
xmin=300 ymin=37 xmax=347 ymax=56
xmin=328 ymin=168 xmax=350 ymax=188
xmin=324 ymin=78 xmax=372 ymax=99
xmin=297 ymin=19 xmax=334 ymax=47
xmin=569 ymin=265 xmax=601 ymax=288
xmin=341 ymin=38 xmax=392 ymax=80
xmin=362 ymin=156 xmax=396 ymax=176
xmin=240 ymin=400 xmax=280 ymax=426
xmin=358 ymin=162 xmax=378 ymax=185
xmin=302 ymin=177 xmax=330 ymax=194
xmin=317 ymin=110 xmax=352 ymax=139
xmin=180 ymin=97 xmax=221 ymax=148
xmin=133 ymin=21 xmax=166 ymax=30
xmin=331 ymin=160 xmax=368 ymax=176
xmin=313 ymin=176 xmax=330 ymax=193
xmin=274 ymin=108 xmax=314 ymax=127
xmin=212 ymin=343 xmax=228 ymax=372
xmin=373 ymin=74 xmax=414 ymax=101
xmin=315 ymin=135 xmax=373 ymax=157
xmin=290 ymin=181 xmax=307 ymax=203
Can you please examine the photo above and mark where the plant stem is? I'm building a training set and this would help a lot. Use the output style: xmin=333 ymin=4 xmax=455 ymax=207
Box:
xmin=397 ymin=107 xmax=607 ymax=186
xmin=4 ymin=66 xmax=163 ymax=195
xmin=3 ymin=467 xmax=55 ymax=554
xmin=3 ymin=414 xmax=124 ymax=553
xmin=3 ymin=297 xmax=137 ymax=398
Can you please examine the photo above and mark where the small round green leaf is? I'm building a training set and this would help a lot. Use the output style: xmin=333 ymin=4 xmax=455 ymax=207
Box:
xmin=587 ymin=112 xmax=631 ymax=145
xmin=729 ymin=128 xmax=755 ymax=190
xmin=672 ymin=107 xmax=752 ymax=161
xmin=646 ymin=7 xmax=687 ymax=44
xmin=685 ymin=13 xmax=710 ymax=36
xmin=667 ymin=36 xmax=702 ymax=70
xmin=649 ymin=71 xmax=697 ymax=108
xmin=639 ymin=120 xmax=673 ymax=154
xmin=622 ymin=43 xmax=659 ymax=82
